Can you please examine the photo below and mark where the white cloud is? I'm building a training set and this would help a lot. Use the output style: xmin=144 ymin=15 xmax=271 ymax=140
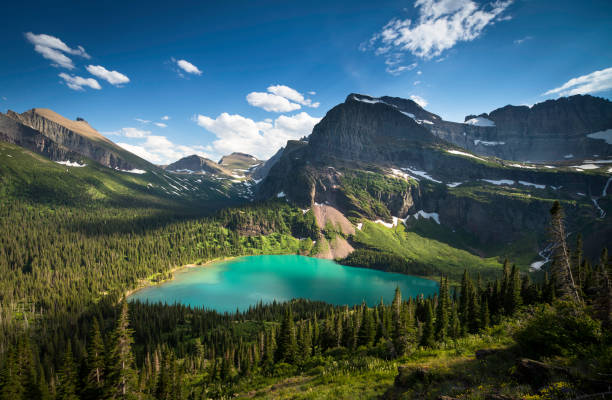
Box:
xmin=86 ymin=65 xmax=130 ymax=86
xmin=135 ymin=118 xmax=151 ymax=124
xmin=154 ymin=122 xmax=167 ymax=128
xmin=122 ymin=127 xmax=151 ymax=138
xmin=161 ymin=115 xmax=170 ymax=120
xmin=176 ymin=59 xmax=202 ymax=75
xmin=247 ymin=85 xmax=319 ymax=112
xmin=195 ymin=111 xmax=321 ymax=159
xmin=308 ymin=91 xmax=316 ymax=95
xmin=514 ymin=36 xmax=532 ymax=45
xmin=118 ymin=136 xmax=214 ymax=164
xmin=117 ymin=143 xmax=158 ymax=161
xmin=410 ymin=95 xmax=428 ymax=108
xmin=246 ymin=92 xmax=302 ymax=113
xmin=414 ymin=80 xmax=421 ymax=85
xmin=544 ymin=67 xmax=612 ymax=97
xmin=58 ymin=73 xmax=101 ymax=91
xmin=267 ymin=85 xmax=319 ymax=108
xmin=25 ymin=32 xmax=90 ymax=69
xmin=366 ymin=0 xmax=512 ymax=63
xmin=417 ymin=70 xmax=423 ymax=75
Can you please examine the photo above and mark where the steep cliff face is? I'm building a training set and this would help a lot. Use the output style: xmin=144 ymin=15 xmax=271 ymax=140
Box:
xmin=431 ymin=95 xmax=612 ymax=161
xmin=0 ymin=114 xmax=78 ymax=161
xmin=165 ymin=154 xmax=229 ymax=175
xmin=2 ymin=108 xmax=151 ymax=170
xmin=257 ymin=93 xmax=612 ymax=255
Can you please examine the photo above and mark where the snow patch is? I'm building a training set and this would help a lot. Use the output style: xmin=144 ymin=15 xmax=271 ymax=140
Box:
xmin=465 ymin=117 xmax=495 ymax=127
xmin=509 ymin=163 xmax=536 ymax=169
xmin=518 ymin=181 xmax=546 ymax=189
xmin=482 ymin=179 xmax=515 ymax=186
xmin=400 ymin=111 xmax=415 ymax=118
xmin=56 ymin=160 xmax=86 ymax=167
xmin=474 ymin=139 xmax=505 ymax=146
xmin=373 ymin=218 xmax=399 ymax=228
xmin=446 ymin=182 xmax=463 ymax=188
xmin=564 ymin=154 xmax=574 ymax=159
xmin=117 ymin=168 xmax=146 ymax=174
xmin=400 ymin=167 xmax=442 ymax=183
xmin=572 ymin=164 xmax=599 ymax=170
xmin=356 ymin=223 xmax=363 ymax=230
xmin=352 ymin=95 xmax=381 ymax=104
xmin=446 ymin=149 xmax=485 ymax=161
xmin=276 ymin=191 xmax=286 ymax=198
xmin=409 ymin=210 xmax=440 ymax=224
xmin=586 ymin=129 xmax=612 ymax=144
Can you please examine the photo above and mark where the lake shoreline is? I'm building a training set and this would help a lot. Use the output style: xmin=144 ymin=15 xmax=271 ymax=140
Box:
xmin=126 ymin=254 xmax=439 ymax=311
xmin=124 ymin=256 xmax=238 ymax=299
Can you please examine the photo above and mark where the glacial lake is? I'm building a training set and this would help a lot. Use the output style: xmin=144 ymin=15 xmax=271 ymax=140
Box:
xmin=129 ymin=255 xmax=439 ymax=312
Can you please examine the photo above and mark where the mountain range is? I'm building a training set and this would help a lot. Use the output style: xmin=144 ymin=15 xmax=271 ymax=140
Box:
xmin=1 ymin=94 xmax=611 ymax=266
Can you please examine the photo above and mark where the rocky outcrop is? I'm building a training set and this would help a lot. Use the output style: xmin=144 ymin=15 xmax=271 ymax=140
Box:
xmin=433 ymin=95 xmax=612 ymax=161
xmin=257 ymin=93 xmax=612 ymax=258
xmin=0 ymin=114 xmax=78 ymax=162
xmin=165 ymin=154 xmax=229 ymax=175
xmin=219 ymin=152 xmax=261 ymax=172
xmin=2 ymin=108 xmax=151 ymax=170
xmin=252 ymin=146 xmax=284 ymax=181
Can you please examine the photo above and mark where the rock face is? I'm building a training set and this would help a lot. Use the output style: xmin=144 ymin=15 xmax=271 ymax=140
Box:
xmin=433 ymin=95 xmax=612 ymax=161
xmin=0 ymin=113 xmax=78 ymax=161
xmin=1 ymin=108 xmax=151 ymax=170
xmin=165 ymin=154 xmax=229 ymax=175
xmin=257 ymin=93 xmax=612 ymax=256
xmin=251 ymin=146 xmax=284 ymax=181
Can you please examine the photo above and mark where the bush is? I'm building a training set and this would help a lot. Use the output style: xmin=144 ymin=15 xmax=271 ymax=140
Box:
xmin=515 ymin=301 xmax=601 ymax=359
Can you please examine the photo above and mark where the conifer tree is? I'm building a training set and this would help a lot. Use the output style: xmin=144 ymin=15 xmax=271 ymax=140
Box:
xmin=480 ymin=297 xmax=490 ymax=329
xmin=507 ymin=265 xmax=522 ymax=315
xmin=358 ymin=305 xmax=375 ymax=347
xmin=0 ymin=349 xmax=24 ymax=400
xmin=420 ymin=301 xmax=435 ymax=348
xmin=275 ymin=307 xmax=297 ymax=363
xmin=85 ymin=319 xmax=106 ymax=397
xmin=107 ymin=300 xmax=137 ymax=399
xmin=435 ymin=276 xmax=449 ymax=341
xmin=548 ymin=201 xmax=581 ymax=303
xmin=57 ymin=343 xmax=79 ymax=400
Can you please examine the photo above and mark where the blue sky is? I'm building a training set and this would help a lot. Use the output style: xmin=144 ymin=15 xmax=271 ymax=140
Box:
xmin=1 ymin=0 xmax=611 ymax=163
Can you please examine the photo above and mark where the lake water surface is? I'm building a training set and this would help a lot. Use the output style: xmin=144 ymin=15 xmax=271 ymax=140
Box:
xmin=129 ymin=255 xmax=438 ymax=312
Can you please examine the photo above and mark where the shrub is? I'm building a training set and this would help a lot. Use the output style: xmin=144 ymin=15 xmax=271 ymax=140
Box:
xmin=515 ymin=301 xmax=601 ymax=359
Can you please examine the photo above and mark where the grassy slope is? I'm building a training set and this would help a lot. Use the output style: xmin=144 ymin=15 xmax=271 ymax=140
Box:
xmin=0 ymin=140 xmax=245 ymax=210
xmin=348 ymin=221 xmax=502 ymax=282
xmin=235 ymin=318 xmax=522 ymax=399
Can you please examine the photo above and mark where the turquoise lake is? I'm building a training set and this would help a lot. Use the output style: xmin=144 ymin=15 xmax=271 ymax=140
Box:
xmin=129 ymin=255 xmax=439 ymax=312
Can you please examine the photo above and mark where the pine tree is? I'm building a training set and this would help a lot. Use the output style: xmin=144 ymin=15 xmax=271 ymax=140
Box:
xmin=56 ymin=343 xmax=79 ymax=400
xmin=358 ymin=305 xmax=375 ymax=347
xmin=507 ymin=265 xmax=522 ymax=315
xmin=0 ymin=348 xmax=24 ymax=400
xmin=85 ymin=319 xmax=105 ymax=398
xmin=548 ymin=201 xmax=581 ymax=303
xmin=420 ymin=301 xmax=435 ymax=348
xmin=107 ymin=300 xmax=137 ymax=399
xmin=467 ymin=284 xmax=480 ymax=334
xmin=275 ymin=307 xmax=297 ymax=363
xmin=391 ymin=287 xmax=408 ymax=356
xmin=435 ymin=276 xmax=449 ymax=341
xmin=480 ymin=297 xmax=490 ymax=329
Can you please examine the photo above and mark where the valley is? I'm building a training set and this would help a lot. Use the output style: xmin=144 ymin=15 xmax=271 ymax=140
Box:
xmin=0 ymin=93 xmax=611 ymax=399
